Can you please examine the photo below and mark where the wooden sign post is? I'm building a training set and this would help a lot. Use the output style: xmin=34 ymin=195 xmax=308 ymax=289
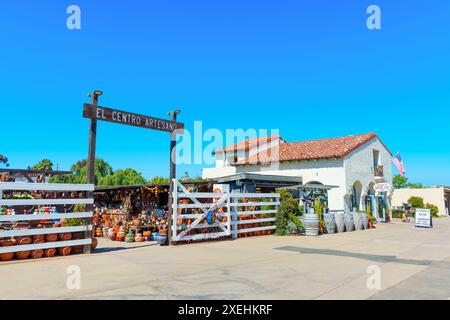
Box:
xmin=83 ymin=92 xmax=184 ymax=246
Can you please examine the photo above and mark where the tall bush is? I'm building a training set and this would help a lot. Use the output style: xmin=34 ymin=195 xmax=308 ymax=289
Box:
xmin=408 ymin=196 xmax=425 ymax=209
xmin=276 ymin=190 xmax=302 ymax=236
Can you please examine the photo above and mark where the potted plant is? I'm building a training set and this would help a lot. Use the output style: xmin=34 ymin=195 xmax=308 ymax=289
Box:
xmin=368 ymin=216 xmax=376 ymax=229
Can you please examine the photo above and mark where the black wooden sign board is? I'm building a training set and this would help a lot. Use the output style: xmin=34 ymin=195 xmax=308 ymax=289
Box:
xmin=83 ymin=103 xmax=184 ymax=133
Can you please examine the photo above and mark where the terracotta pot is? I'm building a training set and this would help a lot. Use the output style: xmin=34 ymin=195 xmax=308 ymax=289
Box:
xmin=0 ymin=240 xmax=15 ymax=262
xmin=33 ymin=235 xmax=45 ymax=242
xmin=59 ymin=233 xmax=72 ymax=241
xmin=15 ymin=251 xmax=31 ymax=260
xmin=95 ymin=228 xmax=103 ymax=237
xmin=71 ymin=245 xmax=84 ymax=254
xmin=72 ymin=232 xmax=84 ymax=240
xmin=15 ymin=237 xmax=32 ymax=245
xmin=45 ymin=234 xmax=58 ymax=242
xmin=58 ymin=247 xmax=72 ymax=256
xmin=91 ymin=237 xmax=98 ymax=251
xmin=31 ymin=249 xmax=44 ymax=259
xmin=44 ymin=248 xmax=57 ymax=258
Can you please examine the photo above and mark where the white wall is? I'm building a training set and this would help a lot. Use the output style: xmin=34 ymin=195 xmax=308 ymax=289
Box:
xmin=392 ymin=188 xmax=447 ymax=216
xmin=344 ymin=137 xmax=393 ymax=211
xmin=235 ymin=159 xmax=346 ymax=211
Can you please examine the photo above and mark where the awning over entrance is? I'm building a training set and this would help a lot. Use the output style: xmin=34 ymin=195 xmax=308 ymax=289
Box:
xmin=277 ymin=183 xmax=338 ymax=192
xmin=215 ymin=173 xmax=303 ymax=192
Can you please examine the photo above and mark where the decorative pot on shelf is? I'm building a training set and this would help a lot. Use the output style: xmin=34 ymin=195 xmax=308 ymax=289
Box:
xmin=95 ymin=228 xmax=103 ymax=237
xmin=151 ymin=233 xmax=158 ymax=241
xmin=45 ymin=234 xmax=58 ymax=242
xmin=58 ymin=247 xmax=72 ymax=256
xmin=0 ymin=240 xmax=16 ymax=262
xmin=156 ymin=229 xmax=168 ymax=246
xmin=59 ymin=233 xmax=72 ymax=241
xmin=143 ymin=231 xmax=152 ymax=241
xmin=135 ymin=233 xmax=144 ymax=242
xmin=125 ymin=233 xmax=134 ymax=243
xmin=44 ymin=248 xmax=57 ymax=258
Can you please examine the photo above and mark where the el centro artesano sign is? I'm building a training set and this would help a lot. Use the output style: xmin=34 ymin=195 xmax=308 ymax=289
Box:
xmin=83 ymin=103 xmax=184 ymax=133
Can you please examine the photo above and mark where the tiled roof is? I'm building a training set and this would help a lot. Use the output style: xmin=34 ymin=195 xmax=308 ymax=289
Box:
xmin=213 ymin=134 xmax=282 ymax=154
xmin=235 ymin=133 xmax=389 ymax=165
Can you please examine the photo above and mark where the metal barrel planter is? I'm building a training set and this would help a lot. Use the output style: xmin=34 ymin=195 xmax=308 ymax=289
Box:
xmin=304 ymin=214 xmax=320 ymax=236
xmin=344 ymin=212 xmax=354 ymax=232
xmin=324 ymin=212 xmax=336 ymax=234
xmin=334 ymin=212 xmax=345 ymax=233
xmin=353 ymin=212 xmax=363 ymax=231
xmin=361 ymin=213 xmax=369 ymax=230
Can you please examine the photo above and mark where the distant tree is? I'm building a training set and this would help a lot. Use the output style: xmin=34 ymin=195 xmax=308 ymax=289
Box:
xmin=99 ymin=168 xmax=147 ymax=186
xmin=31 ymin=159 xmax=54 ymax=171
xmin=393 ymin=174 xmax=408 ymax=189
xmin=50 ymin=158 xmax=113 ymax=185
xmin=149 ymin=176 xmax=170 ymax=185
xmin=393 ymin=174 xmax=424 ymax=189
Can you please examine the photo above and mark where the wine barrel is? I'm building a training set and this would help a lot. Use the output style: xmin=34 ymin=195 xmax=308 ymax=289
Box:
xmin=304 ymin=214 xmax=319 ymax=236
xmin=334 ymin=212 xmax=345 ymax=233
xmin=324 ymin=213 xmax=336 ymax=234
xmin=344 ymin=212 xmax=354 ymax=232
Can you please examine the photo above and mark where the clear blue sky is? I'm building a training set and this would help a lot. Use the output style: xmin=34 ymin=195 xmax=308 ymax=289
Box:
xmin=0 ymin=0 xmax=449 ymax=185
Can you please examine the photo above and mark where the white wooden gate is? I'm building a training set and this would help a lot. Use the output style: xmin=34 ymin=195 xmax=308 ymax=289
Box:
xmin=172 ymin=180 xmax=280 ymax=242
xmin=0 ymin=182 xmax=94 ymax=258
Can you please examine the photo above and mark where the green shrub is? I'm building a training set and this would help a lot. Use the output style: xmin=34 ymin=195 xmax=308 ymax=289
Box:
xmin=276 ymin=190 xmax=302 ymax=236
xmin=426 ymin=203 xmax=439 ymax=217
xmin=408 ymin=196 xmax=425 ymax=209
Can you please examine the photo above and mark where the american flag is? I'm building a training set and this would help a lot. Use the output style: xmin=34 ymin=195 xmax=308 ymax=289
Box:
xmin=392 ymin=152 xmax=405 ymax=176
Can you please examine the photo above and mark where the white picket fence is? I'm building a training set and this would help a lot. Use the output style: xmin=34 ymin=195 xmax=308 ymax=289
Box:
xmin=0 ymin=183 xmax=94 ymax=256
xmin=172 ymin=180 xmax=280 ymax=242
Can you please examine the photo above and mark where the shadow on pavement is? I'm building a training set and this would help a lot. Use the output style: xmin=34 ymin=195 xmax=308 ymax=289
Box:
xmin=94 ymin=243 xmax=159 ymax=254
xmin=275 ymin=246 xmax=434 ymax=266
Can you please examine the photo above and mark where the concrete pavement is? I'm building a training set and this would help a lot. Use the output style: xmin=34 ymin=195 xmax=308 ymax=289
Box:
xmin=1 ymin=218 xmax=450 ymax=300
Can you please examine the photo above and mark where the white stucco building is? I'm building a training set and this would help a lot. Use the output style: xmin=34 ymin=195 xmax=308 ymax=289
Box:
xmin=203 ymin=133 xmax=393 ymax=215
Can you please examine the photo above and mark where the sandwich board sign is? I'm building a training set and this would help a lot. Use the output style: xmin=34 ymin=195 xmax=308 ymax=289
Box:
xmin=415 ymin=208 xmax=433 ymax=228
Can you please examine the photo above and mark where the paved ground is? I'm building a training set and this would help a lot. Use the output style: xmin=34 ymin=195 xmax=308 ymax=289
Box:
xmin=1 ymin=218 xmax=450 ymax=300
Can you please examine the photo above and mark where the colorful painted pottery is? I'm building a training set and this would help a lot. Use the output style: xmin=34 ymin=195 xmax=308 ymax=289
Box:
xmin=125 ymin=233 xmax=134 ymax=243
xmin=156 ymin=234 xmax=167 ymax=246
xmin=135 ymin=233 xmax=144 ymax=242
xmin=103 ymin=227 xmax=109 ymax=238
xmin=0 ymin=240 xmax=15 ymax=262
xmin=58 ymin=247 xmax=72 ymax=256
xmin=95 ymin=228 xmax=103 ymax=237
xmin=44 ymin=248 xmax=57 ymax=258
xmin=151 ymin=233 xmax=158 ymax=241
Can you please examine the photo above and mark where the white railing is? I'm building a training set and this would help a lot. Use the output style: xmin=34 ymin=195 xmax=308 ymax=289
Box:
xmin=172 ymin=180 xmax=280 ymax=242
xmin=0 ymin=183 xmax=95 ymax=258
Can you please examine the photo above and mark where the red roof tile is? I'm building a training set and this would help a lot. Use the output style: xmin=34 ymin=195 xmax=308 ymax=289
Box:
xmin=235 ymin=133 xmax=390 ymax=165
xmin=213 ymin=134 xmax=282 ymax=154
